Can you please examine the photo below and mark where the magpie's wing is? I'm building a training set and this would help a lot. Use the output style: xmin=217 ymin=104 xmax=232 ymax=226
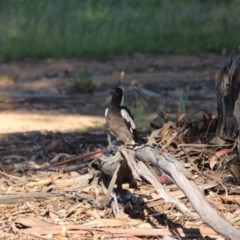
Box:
xmin=120 ymin=107 xmax=138 ymax=143
xmin=120 ymin=107 xmax=136 ymax=133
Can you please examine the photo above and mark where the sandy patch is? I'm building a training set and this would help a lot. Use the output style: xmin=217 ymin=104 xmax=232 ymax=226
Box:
xmin=0 ymin=112 xmax=105 ymax=133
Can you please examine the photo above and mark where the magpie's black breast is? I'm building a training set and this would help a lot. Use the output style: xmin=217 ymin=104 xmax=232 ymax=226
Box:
xmin=106 ymin=105 xmax=137 ymax=145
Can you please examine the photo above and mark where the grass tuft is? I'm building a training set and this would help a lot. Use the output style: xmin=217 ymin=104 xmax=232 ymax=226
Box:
xmin=176 ymin=85 xmax=191 ymax=114
xmin=69 ymin=69 xmax=94 ymax=93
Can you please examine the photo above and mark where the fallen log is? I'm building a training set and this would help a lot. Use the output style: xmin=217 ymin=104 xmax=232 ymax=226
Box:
xmin=99 ymin=145 xmax=240 ymax=239
xmin=136 ymin=146 xmax=240 ymax=240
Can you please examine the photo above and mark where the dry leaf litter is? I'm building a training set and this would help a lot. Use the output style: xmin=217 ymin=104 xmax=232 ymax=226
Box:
xmin=0 ymin=112 xmax=239 ymax=240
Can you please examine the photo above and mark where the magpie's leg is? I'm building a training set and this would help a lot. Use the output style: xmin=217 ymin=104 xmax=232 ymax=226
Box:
xmin=107 ymin=133 xmax=113 ymax=148
xmin=106 ymin=133 xmax=119 ymax=153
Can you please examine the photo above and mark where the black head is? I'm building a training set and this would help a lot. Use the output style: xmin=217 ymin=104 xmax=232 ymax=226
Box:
xmin=110 ymin=87 xmax=124 ymax=105
xmin=111 ymin=87 xmax=123 ymax=96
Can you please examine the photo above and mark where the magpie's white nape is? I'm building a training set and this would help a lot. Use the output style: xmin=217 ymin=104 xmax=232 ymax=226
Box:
xmin=105 ymin=87 xmax=138 ymax=145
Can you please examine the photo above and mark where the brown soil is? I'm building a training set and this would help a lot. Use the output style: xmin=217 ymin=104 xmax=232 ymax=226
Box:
xmin=0 ymin=53 xmax=230 ymax=133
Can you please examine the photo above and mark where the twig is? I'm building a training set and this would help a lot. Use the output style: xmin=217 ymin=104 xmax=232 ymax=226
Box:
xmin=0 ymin=170 xmax=25 ymax=181
xmin=98 ymin=163 xmax=120 ymax=209
xmin=50 ymin=149 xmax=103 ymax=167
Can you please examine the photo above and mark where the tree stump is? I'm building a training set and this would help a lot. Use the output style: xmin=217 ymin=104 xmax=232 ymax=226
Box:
xmin=216 ymin=56 xmax=240 ymax=140
xmin=216 ymin=55 xmax=240 ymax=182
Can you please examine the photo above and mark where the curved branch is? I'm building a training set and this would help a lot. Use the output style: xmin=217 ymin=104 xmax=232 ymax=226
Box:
xmin=136 ymin=146 xmax=240 ymax=240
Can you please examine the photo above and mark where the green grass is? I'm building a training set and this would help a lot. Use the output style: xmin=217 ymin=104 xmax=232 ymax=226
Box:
xmin=176 ymin=85 xmax=191 ymax=114
xmin=133 ymin=102 xmax=145 ymax=128
xmin=0 ymin=0 xmax=239 ymax=61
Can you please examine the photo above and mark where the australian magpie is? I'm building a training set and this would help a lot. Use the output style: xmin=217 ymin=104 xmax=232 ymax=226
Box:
xmin=105 ymin=87 xmax=138 ymax=145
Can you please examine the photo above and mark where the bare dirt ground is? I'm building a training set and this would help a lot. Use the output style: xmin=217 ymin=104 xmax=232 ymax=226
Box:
xmin=0 ymin=53 xmax=230 ymax=133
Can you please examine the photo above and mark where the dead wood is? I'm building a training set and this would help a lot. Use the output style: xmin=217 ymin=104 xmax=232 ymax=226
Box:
xmin=0 ymin=173 xmax=94 ymax=204
xmin=216 ymin=56 xmax=240 ymax=182
xmin=52 ymin=173 xmax=93 ymax=190
xmin=135 ymin=146 xmax=240 ymax=239
xmin=50 ymin=149 xmax=103 ymax=167
xmin=216 ymin=56 xmax=240 ymax=140
xmin=99 ymin=151 xmax=123 ymax=177
xmin=0 ymin=192 xmax=61 ymax=204
xmin=99 ymin=145 xmax=240 ymax=239
xmin=14 ymin=216 xmax=220 ymax=239
xmin=98 ymin=163 xmax=120 ymax=209
xmin=121 ymin=148 xmax=198 ymax=220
